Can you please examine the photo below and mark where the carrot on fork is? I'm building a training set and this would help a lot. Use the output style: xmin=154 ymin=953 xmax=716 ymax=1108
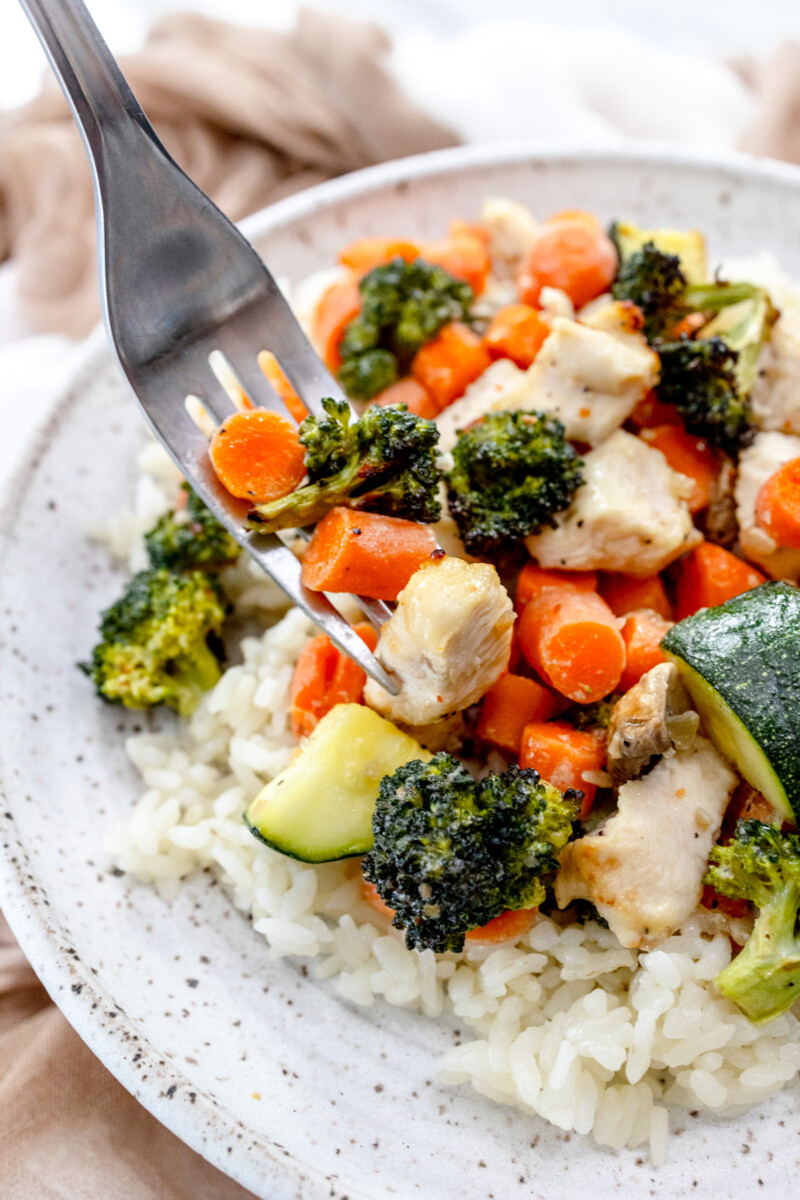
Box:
xmin=517 ymin=586 xmax=625 ymax=704
xmin=300 ymin=507 xmax=437 ymax=601
xmin=208 ymin=409 xmax=307 ymax=503
xmin=257 ymin=350 xmax=308 ymax=424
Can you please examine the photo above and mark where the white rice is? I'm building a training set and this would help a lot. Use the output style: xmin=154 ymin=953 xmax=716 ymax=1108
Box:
xmin=100 ymin=252 xmax=800 ymax=1165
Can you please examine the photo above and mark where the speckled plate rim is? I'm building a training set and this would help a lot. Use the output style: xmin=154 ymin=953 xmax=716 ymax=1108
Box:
xmin=2 ymin=140 xmax=800 ymax=1199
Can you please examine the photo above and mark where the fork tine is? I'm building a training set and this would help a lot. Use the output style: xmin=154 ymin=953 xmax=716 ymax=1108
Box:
xmin=208 ymin=350 xmax=251 ymax=411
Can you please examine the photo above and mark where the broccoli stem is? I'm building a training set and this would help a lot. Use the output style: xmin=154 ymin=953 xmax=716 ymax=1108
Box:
xmin=171 ymin=641 xmax=223 ymax=716
xmin=715 ymin=884 xmax=800 ymax=1024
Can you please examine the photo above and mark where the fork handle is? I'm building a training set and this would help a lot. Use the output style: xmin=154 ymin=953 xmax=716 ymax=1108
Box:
xmin=19 ymin=0 xmax=156 ymax=160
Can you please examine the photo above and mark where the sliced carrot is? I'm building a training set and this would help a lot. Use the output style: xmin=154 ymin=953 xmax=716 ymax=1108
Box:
xmin=208 ymin=409 xmax=307 ymax=503
xmin=476 ymin=673 xmax=561 ymax=757
xmin=301 ymin=507 xmax=437 ymax=601
xmin=312 ymin=275 xmax=361 ymax=372
xmin=257 ymin=350 xmax=308 ymax=424
xmin=520 ymin=721 xmax=605 ymax=819
xmin=291 ymin=623 xmax=378 ymax=739
xmin=755 ymin=456 xmax=800 ymax=549
xmin=544 ymin=209 xmax=603 ymax=229
xmin=599 ymin=573 xmax=673 ymax=621
xmin=464 ymin=907 xmax=538 ymax=944
xmin=670 ymin=312 xmax=708 ymax=341
xmin=700 ymin=884 xmax=750 ymax=920
xmin=640 ymin=425 xmax=716 ymax=513
xmin=338 ymin=238 xmax=420 ymax=273
xmin=360 ymin=877 xmax=537 ymax=944
xmin=411 ymin=321 xmax=492 ymax=412
xmin=674 ymin=542 xmax=767 ymax=620
xmin=619 ymin=609 xmax=673 ymax=690
xmin=449 ymin=218 xmax=491 ymax=246
xmin=516 ymin=564 xmax=598 ymax=614
xmin=517 ymin=586 xmax=625 ymax=704
xmin=483 ymin=304 xmax=551 ymax=368
xmin=520 ymin=216 xmax=617 ymax=309
xmin=628 ymin=390 xmax=682 ymax=429
xmin=372 ymin=377 xmax=439 ymax=420
xmin=421 ymin=234 xmax=491 ymax=296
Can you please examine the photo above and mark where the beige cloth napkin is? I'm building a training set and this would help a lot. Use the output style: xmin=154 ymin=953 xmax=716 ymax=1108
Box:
xmin=733 ymin=41 xmax=800 ymax=164
xmin=0 ymin=913 xmax=258 ymax=1198
xmin=0 ymin=7 xmax=457 ymax=336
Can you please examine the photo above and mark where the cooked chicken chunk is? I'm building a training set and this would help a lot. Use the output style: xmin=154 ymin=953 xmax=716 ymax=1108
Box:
xmin=364 ymin=556 xmax=514 ymax=726
xmin=555 ymin=736 xmax=738 ymax=950
xmin=734 ymin=430 xmax=800 ymax=580
xmin=751 ymin=307 xmax=800 ymax=435
xmin=526 ymin=430 xmax=701 ymax=577
xmin=479 ymin=197 xmax=539 ymax=276
xmin=435 ymin=305 xmax=658 ymax=452
xmin=436 ymin=359 xmax=530 ymax=453
xmin=606 ymin=663 xmax=698 ymax=785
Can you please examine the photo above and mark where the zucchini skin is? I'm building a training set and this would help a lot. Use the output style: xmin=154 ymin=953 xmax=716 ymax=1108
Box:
xmin=661 ymin=581 xmax=800 ymax=823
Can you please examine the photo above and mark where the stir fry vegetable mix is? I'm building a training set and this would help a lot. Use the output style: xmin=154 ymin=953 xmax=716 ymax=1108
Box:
xmin=87 ymin=203 xmax=800 ymax=1021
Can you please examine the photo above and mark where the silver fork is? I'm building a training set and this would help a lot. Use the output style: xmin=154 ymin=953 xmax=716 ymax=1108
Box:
xmin=20 ymin=0 xmax=398 ymax=694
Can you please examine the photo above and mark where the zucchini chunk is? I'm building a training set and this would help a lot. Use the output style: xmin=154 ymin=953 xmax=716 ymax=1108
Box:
xmin=662 ymin=582 xmax=800 ymax=823
xmin=611 ymin=221 xmax=708 ymax=283
xmin=245 ymin=703 xmax=430 ymax=862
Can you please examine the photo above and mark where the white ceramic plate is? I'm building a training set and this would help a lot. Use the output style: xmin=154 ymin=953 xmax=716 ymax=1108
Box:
xmin=2 ymin=144 xmax=800 ymax=1199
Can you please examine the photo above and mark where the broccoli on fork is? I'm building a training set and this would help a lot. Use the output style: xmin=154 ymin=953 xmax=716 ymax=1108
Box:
xmin=445 ymin=411 xmax=584 ymax=556
xmin=145 ymin=484 xmax=241 ymax=571
xmin=337 ymin=257 xmax=474 ymax=401
xmin=362 ymin=753 xmax=580 ymax=953
xmin=705 ymin=819 xmax=800 ymax=1024
xmin=81 ymin=567 xmax=227 ymax=716
xmin=247 ymin=398 xmax=442 ymax=532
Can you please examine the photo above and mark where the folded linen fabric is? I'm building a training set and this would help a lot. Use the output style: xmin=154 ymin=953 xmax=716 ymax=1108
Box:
xmin=0 ymin=7 xmax=457 ymax=337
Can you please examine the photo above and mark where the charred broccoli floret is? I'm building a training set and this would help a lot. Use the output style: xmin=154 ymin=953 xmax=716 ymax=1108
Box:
xmin=611 ymin=242 xmax=688 ymax=340
xmin=705 ymin=820 xmax=800 ymax=1024
xmin=362 ymin=753 xmax=580 ymax=953
xmin=337 ymin=257 xmax=474 ymax=400
xmin=81 ymin=568 xmax=227 ymax=716
xmin=247 ymin=398 xmax=441 ymax=531
xmin=445 ymin=411 xmax=584 ymax=555
xmin=145 ymin=484 xmax=241 ymax=572
xmin=656 ymin=335 xmax=754 ymax=451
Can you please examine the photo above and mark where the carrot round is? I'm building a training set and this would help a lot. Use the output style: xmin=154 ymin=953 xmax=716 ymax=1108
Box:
xmin=519 ymin=721 xmax=605 ymax=819
xmin=755 ymin=456 xmax=800 ymax=549
xmin=338 ymin=238 xmax=420 ymax=273
xmin=257 ymin=350 xmax=308 ymax=424
xmin=291 ymin=623 xmax=378 ymax=739
xmin=465 ymin=907 xmax=538 ymax=944
xmin=516 ymin=563 xmax=598 ymax=614
xmin=421 ymin=234 xmax=491 ymax=296
xmin=674 ymin=542 xmax=767 ymax=621
xmin=476 ymin=673 xmax=561 ymax=757
xmin=520 ymin=216 xmax=617 ymax=309
xmin=411 ymin=321 xmax=492 ymax=412
xmin=372 ymin=377 xmax=439 ymax=420
xmin=619 ymin=609 xmax=673 ymax=690
xmin=209 ymin=409 xmax=307 ymax=503
xmin=483 ymin=304 xmax=551 ymax=368
xmin=517 ymin=586 xmax=625 ymax=704
xmin=312 ymin=275 xmax=361 ymax=372
xmin=360 ymin=877 xmax=537 ymax=944
xmin=628 ymin=390 xmax=682 ymax=430
xmin=301 ymin=507 xmax=437 ymax=601
xmin=640 ymin=425 xmax=716 ymax=513
xmin=599 ymin=573 xmax=673 ymax=621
